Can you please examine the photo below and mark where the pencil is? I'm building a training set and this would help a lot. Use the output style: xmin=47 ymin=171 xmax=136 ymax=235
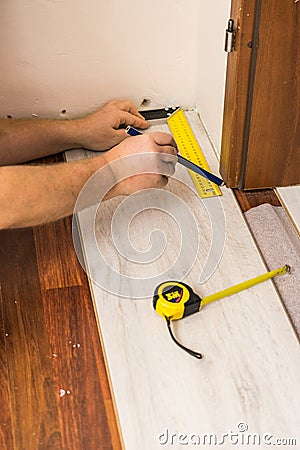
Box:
xmin=125 ymin=126 xmax=224 ymax=187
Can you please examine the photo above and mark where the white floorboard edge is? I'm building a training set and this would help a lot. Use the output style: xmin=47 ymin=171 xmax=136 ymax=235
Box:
xmin=67 ymin=112 xmax=300 ymax=450
xmin=276 ymin=186 xmax=300 ymax=235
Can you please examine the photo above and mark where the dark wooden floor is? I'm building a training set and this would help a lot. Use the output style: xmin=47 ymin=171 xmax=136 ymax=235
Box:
xmin=0 ymin=154 xmax=122 ymax=450
xmin=234 ymin=188 xmax=281 ymax=212
xmin=0 ymin=154 xmax=280 ymax=450
xmin=0 ymin=218 xmax=122 ymax=450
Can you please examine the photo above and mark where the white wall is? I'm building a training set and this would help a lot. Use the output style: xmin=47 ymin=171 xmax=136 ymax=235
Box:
xmin=196 ymin=2 xmax=231 ymax=152
xmin=0 ymin=0 xmax=230 ymax=150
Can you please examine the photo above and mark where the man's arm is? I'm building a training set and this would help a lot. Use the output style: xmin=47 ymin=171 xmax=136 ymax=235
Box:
xmin=0 ymin=157 xmax=105 ymax=228
xmin=0 ymin=100 xmax=149 ymax=165
xmin=0 ymin=133 xmax=177 ymax=229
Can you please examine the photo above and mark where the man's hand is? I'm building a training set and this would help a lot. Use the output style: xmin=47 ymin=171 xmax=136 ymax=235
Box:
xmin=72 ymin=100 xmax=149 ymax=151
xmin=103 ymin=132 xmax=178 ymax=196
xmin=0 ymin=99 xmax=149 ymax=165
xmin=0 ymin=99 xmax=179 ymax=229
xmin=0 ymin=131 xmax=178 ymax=229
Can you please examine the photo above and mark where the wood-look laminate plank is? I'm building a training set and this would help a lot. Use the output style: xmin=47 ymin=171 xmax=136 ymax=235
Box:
xmin=1 ymin=154 xmax=121 ymax=449
xmin=42 ymin=285 xmax=121 ymax=450
xmin=34 ymin=215 xmax=121 ymax=450
xmin=0 ymin=287 xmax=14 ymax=450
xmin=34 ymin=218 xmax=84 ymax=290
xmin=71 ymin=112 xmax=300 ymax=449
xmin=83 ymin=287 xmax=122 ymax=450
xmin=0 ymin=228 xmax=62 ymax=450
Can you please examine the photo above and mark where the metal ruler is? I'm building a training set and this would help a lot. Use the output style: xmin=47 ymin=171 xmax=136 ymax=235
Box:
xmin=167 ymin=109 xmax=222 ymax=198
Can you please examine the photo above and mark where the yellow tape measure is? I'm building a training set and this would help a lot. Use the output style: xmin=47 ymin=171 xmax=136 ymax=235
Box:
xmin=153 ymin=265 xmax=291 ymax=359
xmin=154 ymin=265 xmax=290 ymax=321
xmin=167 ymin=108 xmax=222 ymax=198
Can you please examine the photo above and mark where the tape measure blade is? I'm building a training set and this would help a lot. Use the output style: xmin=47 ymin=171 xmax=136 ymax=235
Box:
xmin=167 ymin=109 xmax=222 ymax=199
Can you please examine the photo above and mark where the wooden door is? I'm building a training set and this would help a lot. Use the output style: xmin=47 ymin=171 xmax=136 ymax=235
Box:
xmin=220 ymin=0 xmax=300 ymax=189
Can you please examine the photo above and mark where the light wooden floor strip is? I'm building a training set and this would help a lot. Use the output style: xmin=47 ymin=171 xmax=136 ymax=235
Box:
xmin=276 ymin=186 xmax=300 ymax=235
xmin=67 ymin=112 xmax=300 ymax=450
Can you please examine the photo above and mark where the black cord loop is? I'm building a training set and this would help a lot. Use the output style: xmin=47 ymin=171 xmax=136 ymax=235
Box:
xmin=165 ymin=317 xmax=202 ymax=360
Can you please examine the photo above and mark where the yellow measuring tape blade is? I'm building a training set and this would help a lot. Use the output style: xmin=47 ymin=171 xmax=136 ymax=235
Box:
xmin=201 ymin=265 xmax=290 ymax=307
xmin=167 ymin=108 xmax=222 ymax=198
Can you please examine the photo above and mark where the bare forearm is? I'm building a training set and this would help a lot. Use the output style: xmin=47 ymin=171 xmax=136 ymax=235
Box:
xmin=0 ymin=100 xmax=149 ymax=166
xmin=0 ymin=156 xmax=113 ymax=229
xmin=0 ymin=128 xmax=177 ymax=229
xmin=0 ymin=118 xmax=82 ymax=165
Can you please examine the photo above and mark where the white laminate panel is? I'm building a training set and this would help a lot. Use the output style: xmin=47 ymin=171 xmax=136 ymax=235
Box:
xmin=67 ymin=112 xmax=300 ymax=450
xmin=276 ymin=186 xmax=300 ymax=235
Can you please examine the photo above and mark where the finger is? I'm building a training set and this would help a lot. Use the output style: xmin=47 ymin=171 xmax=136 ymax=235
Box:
xmin=114 ymin=128 xmax=130 ymax=143
xmin=118 ymin=110 xmax=149 ymax=130
xmin=158 ymin=175 xmax=169 ymax=188
xmin=151 ymin=132 xmax=178 ymax=152
xmin=130 ymin=174 xmax=168 ymax=191
xmin=116 ymin=100 xmax=148 ymax=122
xmin=117 ymin=100 xmax=143 ymax=116
xmin=159 ymin=151 xmax=178 ymax=163
xmin=168 ymin=163 xmax=176 ymax=176
xmin=161 ymin=162 xmax=176 ymax=177
xmin=156 ymin=158 xmax=176 ymax=177
xmin=151 ymin=174 xmax=169 ymax=189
